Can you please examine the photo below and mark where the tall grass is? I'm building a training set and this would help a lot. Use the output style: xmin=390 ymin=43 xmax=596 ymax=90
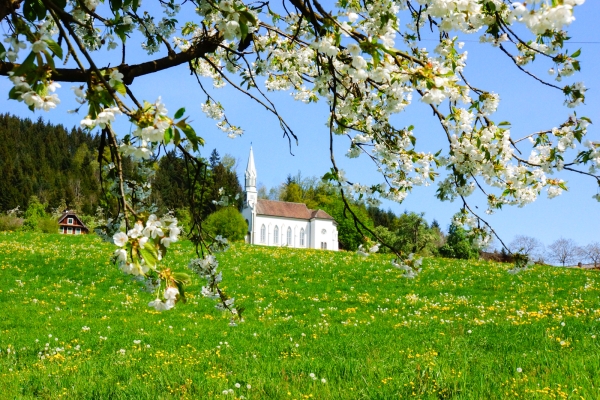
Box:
xmin=1 ymin=232 xmax=599 ymax=399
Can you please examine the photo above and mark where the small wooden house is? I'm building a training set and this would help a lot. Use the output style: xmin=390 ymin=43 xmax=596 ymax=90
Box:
xmin=58 ymin=211 xmax=89 ymax=235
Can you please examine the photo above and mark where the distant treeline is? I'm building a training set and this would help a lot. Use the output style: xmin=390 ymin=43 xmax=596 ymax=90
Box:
xmin=0 ymin=113 xmax=101 ymax=214
xmin=0 ymin=114 xmax=243 ymax=219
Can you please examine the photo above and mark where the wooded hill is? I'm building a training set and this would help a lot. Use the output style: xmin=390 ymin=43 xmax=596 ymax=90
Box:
xmin=0 ymin=113 xmax=101 ymax=214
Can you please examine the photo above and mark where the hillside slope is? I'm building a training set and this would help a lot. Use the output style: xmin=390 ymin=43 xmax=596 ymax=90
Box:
xmin=1 ymin=232 xmax=599 ymax=399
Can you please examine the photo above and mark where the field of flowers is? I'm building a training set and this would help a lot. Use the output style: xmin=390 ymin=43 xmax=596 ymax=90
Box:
xmin=1 ymin=232 xmax=600 ymax=399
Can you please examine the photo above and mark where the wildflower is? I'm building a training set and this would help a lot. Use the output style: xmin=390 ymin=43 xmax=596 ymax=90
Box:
xmin=517 ymin=368 xmax=522 ymax=373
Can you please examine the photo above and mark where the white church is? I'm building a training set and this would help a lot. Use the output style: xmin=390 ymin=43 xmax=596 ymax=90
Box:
xmin=242 ymin=147 xmax=339 ymax=251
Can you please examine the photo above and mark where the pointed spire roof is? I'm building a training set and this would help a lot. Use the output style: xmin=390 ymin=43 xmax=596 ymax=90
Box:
xmin=246 ymin=146 xmax=256 ymax=176
xmin=245 ymin=146 xmax=257 ymax=189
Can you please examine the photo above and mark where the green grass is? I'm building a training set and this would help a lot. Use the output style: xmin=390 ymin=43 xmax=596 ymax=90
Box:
xmin=1 ymin=231 xmax=599 ymax=399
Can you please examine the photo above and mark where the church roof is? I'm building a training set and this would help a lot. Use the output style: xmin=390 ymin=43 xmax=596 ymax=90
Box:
xmin=256 ymin=199 xmax=335 ymax=221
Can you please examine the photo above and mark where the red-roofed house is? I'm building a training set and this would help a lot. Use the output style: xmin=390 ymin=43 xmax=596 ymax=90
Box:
xmin=58 ymin=211 xmax=90 ymax=235
xmin=241 ymin=147 xmax=338 ymax=250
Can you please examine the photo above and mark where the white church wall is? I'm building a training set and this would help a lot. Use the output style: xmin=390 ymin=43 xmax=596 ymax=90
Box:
xmin=254 ymin=215 xmax=311 ymax=248
xmin=312 ymin=219 xmax=338 ymax=250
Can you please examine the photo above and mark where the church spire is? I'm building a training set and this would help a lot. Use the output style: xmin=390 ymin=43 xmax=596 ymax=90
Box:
xmin=245 ymin=146 xmax=257 ymax=189
xmin=244 ymin=146 xmax=257 ymax=206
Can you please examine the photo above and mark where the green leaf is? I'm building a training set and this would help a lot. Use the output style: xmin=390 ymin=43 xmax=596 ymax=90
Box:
xmin=240 ymin=10 xmax=257 ymax=25
xmin=181 ymin=124 xmax=204 ymax=151
xmin=174 ymin=107 xmax=185 ymax=119
xmin=240 ymin=21 xmax=249 ymax=41
xmin=44 ymin=39 xmax=63 ymax=60
xmin=110 ymin=0 xmax=123 ymax=11
xmin=173 ymin=127 xmax=181 ymax=145
xmin=0 ymin=42 xmax=6 ymax=58
xmin=173 ymin=272 xmax=192 ymax=285
xmin=498 ymin=121 xmax=511 ymax=127
xmin=42 ymin=50 xmax=56 ymax=71
xmin=12 ymin=52 xmax=36 ymax=76
xmin=112 ymin=81 xmax=127 ymax=95
xmin=571 ymin=48 xmax=581 ymax=58
xmin=173 ymin=281 xmax=187 ymax=304
xmin=139 ymin=241 xmax=159 ymax=269
xmin=372 ymin=50 xmax=380 ymax=67
xmin=23 ymin=0 xmax=38 ymax=21
xmin=164 ymin=126 xmax=173 ymax=143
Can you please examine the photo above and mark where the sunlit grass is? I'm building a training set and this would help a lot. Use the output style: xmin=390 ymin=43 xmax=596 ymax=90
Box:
xmin=1 ymin=231 xmax=599 ymax=399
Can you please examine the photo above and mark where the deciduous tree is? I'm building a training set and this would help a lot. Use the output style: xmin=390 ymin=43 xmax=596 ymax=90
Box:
xmin=547 ymin=238 xmax=581 ymax=267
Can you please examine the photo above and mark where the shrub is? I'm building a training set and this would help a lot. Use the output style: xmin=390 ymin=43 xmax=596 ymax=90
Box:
xmin=23 ymin=196 xmax=48 ymax=231
xmin=0 ymin=215 xmax=23 ymax=231
xmin=37 ymin=217 xmax=60 ymax=234
xmin=203 ymin=207 xmax=247 ymax=242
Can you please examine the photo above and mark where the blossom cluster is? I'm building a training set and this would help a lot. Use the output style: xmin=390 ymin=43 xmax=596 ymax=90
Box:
xmin=391 ymin=254 xmax=423 ymax=279
xmin=188 ymin=251 xmax=237 ymax=317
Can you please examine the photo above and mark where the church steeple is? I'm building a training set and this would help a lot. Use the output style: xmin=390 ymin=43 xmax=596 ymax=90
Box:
xmin=245 ymin=146 xmax=257 ymax=206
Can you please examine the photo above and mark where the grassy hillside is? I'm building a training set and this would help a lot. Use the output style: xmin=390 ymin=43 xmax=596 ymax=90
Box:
xmin=1 ymin=232 xmax=599 ymax=399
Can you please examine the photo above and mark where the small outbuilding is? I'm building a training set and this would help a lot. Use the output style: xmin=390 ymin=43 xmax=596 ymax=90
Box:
xmin=58 ymin=211 xmax=89 ymax=235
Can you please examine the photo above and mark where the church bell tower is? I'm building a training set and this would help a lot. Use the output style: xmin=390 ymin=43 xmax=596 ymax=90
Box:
xmin=245 ymin=146 xmax=258 ymax=207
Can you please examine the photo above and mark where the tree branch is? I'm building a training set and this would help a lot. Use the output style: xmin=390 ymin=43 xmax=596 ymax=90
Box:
xmin=0 ymin=33 xmax=222 ymax=84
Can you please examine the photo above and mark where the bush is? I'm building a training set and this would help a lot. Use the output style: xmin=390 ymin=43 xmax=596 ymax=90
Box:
xmin=438 ymin=224 xmax=479 ymax=260
xmin=23 ymin=196 xmax=48 ymax=231
xmin=0 ymin=215 xmax=23 ymax=231
xmin=79 ymin=214 xmax=97 ymax=230
xmin=37 ymin=217 xmax=60 ymax=234
xmin=203 ymin=207 xmax=247 ymax=242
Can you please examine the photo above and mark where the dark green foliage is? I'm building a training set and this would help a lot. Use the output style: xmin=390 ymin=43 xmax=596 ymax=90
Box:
xmin=319 ymin=196 xmax=374 ymax=251
xmin=0 ymin=114 xmax=100 ymax=214
xmin=153 ymin=150 xmax=243 ymax=217
xmin=203 ymin=207 xmax=247 ymax=241
xmin=439 ymin=224 xmax=480 ymax=260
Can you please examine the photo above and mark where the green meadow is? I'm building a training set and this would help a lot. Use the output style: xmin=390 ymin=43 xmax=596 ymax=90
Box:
xmin=1 ymin=232 xmax=599 ymax=399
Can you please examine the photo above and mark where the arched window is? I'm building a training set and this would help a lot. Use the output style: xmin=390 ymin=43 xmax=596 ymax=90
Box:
xmin=274 ymin=226 xmax=279 ymax=245
xmin=287 ymin=227 xmax=292 ymax=245
xmin=260 ymin=224 xmax=266 ymax=243
xmin=300 ymin=228 xmax=305 ymax=246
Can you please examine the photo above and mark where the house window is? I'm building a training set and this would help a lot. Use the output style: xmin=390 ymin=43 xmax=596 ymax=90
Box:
xmin=67 ymin=227 xmax=73 ymax=234
xmin=273 ymin=226 xmax=279 ymax=245
xmin=76 ymin=228 xmax=81 ymax=235
xmin=287 ymin=227 xmax=292 ymax=246
xmin=260 ymin=224 xmax=266 ymax=243
xmin=67 ymin=217 xmax=73 ymax=225
xmin=300 ymin=228 xmax=305 ymax=246
xmin=321 ymin=242 xmax=327 ymax=250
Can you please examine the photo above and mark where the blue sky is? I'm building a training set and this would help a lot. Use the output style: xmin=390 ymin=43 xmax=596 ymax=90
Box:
xmin=1 ymin=1 xmax=599 ymax=249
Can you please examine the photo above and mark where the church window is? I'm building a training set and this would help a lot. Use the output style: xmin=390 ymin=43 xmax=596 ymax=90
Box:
xmin=321 ymin=242 xmax=327 ymax=249
xmin=274 ymin=226 xmax=279 ymax=244
xmin=300 ymin=228 xmax=305 ymax=246
xmin=287 ymin=227 xmax=292 ymax=245
xmin=260 ymin=224 xmax=266 ymax=243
